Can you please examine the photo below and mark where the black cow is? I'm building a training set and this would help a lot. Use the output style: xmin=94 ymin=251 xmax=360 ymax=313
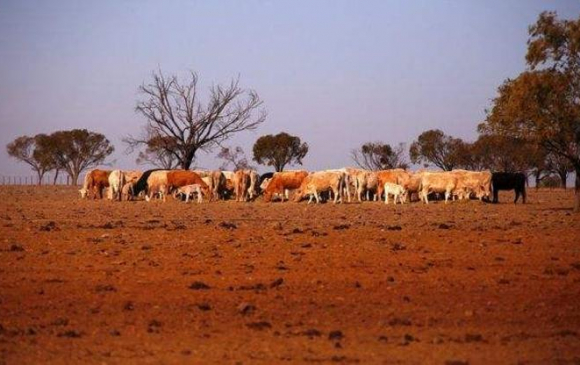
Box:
xmin=258 ymin=172 xmax=275 ymax=194
xmin=259 ymin=172 xmax=275 ymax=185
xmin=132 ymin=169 xmax=164 ymax=196
xmin=491 ymin=172 xmax=527 ymax=204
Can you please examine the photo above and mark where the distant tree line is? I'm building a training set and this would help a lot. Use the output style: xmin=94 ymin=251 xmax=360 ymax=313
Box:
xmin=7 ymin=129 xmax=114 ymax=185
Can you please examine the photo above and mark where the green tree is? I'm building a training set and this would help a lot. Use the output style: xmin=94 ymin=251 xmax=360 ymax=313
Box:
xmin=252 ymin=132 xmax=308 ymax=172
xmin=49 ymin=129 xmax=114 ymax=185
xmin=482 ymin=12 xmax=580 ymax=211
xmin=409 ymin=129 xmax=464 ymax=171
xmin=6 ymin=134 xmax=56 ymax=185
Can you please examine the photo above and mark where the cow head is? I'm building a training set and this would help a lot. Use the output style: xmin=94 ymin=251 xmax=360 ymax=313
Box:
xmin=201 ymin=185 xmax=211 ymax=201
xmin=79 ymin=188 xmax=88 ymax=199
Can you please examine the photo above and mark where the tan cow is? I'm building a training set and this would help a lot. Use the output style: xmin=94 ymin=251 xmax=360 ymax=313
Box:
xmin=294 ymin=171 xmax=345 ymax=204
xmin=233 ymin=170 xmax=251 ymax=202
xmin=353 ymin=170 xmax=380 ymax=202
xmin=143 ymin=170 xmax=170 ymax=202
xmin=451 ymin=170 xmax=492 ymax=201
xmin=419 ymin=172 xmax=458 ymax=204
xmin=195 ymin=170 xmax=225 ymax=201
xmin=401 ymin=170 xmax=430 ymax=202
xmin=263 ymin=170 xmax=309 ymax=202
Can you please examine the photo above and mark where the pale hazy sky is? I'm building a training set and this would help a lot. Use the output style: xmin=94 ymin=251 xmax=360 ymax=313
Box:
xmin=1 ymin=0 xmax=579 ymax=176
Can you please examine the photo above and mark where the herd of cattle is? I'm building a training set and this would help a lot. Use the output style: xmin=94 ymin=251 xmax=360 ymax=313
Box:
xmin=78 ymin=168 xmax=527 ymax=205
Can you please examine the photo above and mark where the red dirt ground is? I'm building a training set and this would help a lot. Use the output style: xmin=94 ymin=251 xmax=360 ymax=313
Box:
xmin=1 ymin=186 xmax=579 ymax=364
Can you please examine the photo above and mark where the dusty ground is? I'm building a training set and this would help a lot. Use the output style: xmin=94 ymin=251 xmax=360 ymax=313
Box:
xmin=0 ymin=186 xmax=579 ymax=365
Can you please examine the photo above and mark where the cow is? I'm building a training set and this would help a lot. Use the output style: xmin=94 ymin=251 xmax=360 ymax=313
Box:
xmin=108 ymin=170 xmax=124 ymax=201
xmin=79 ymin=169 xmax=111 ymax=199
xmin=219 ymin=171 xmax=236 ymax=200
xmin=260 ymin=177 xmax=272 ymax=191
xmin=418 ymin=172 xmax=458 ymax=204
xmin=383 ymin=182 xmax=407 ymax=205
xmin=263 ymin=170 xmax=309 ymax=202
xmin=353 ymin=170 xmax=380 ymax=202
xmin=451 ymin=170 xmax=492 ymax=201
xmin=294 ymin=171 xmax=345 ymax=204
xmin=491 ymin=172 xmax=527 ymax=204
xmin=376 ymin=169 xmax=411 ymax=200
xmin=132 ymin=169 xmax=165 ymax=197
xmin=401 ymin=171 xmax=428 ymax=202
xmin=259 ymin=172 xmax=275 ymax=187
xmin=164 ymin=170 xmax=210 ymax=202
xmin=119 ymin=170 xmax=143 ymax=201
xmin=121 ymin=181 xmax=136 ymax=201
xmin=324 ymin=168 xmax=353 ymax=202
xmin=195 ymin=170 xmax=225 ymax=201
xmin=132 ymin=169 xmax=168 ymax=201
xmin=144 ymin=171 xmax=170 ymax=202
xmin=173 ymin=184 xmax=204 ymax=203
xmin=246 ymin=170 xmax=260 ymax=200
xmin=233 ymin=170 xmax=251 ymax=202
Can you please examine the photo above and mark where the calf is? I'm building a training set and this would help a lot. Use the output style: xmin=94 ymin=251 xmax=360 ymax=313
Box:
xmin=376 ymin=169 xmax=411 ymax=201
xmin=492 ymin=172 xmax=527 ymax=204
xmin=174 ymin=184 xmax=204 ymax=203
xmin=383 ymin=182 xmax=407 ymax=205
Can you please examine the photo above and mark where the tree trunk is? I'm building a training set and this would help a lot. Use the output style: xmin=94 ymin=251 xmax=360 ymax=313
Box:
xmin=535 ymin=173 xmax=541 ymax=190
xmin=181 ymin=149 xmax=197 ymax=170
xmin=37 ymin=171 xmax=43 ymax=186
xmin=557 ymin=171 xmax=567 ymax=189
xmin=71 ymin=172 xmax=79 ymax=186
xmin=575 ymin=167 xmax=580 ymax=213
xmin=53 ymin=169 xmax=60 ymax=185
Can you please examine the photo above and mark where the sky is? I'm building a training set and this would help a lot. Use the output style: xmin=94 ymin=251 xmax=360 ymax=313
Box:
xmin=1 ymin=0 xmax=580 ymax=177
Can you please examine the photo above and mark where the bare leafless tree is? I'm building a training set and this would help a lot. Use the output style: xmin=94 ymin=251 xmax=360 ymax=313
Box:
xmin=135 ymin=130 xmax=181 ymax=169
xmin=125 ymin=69 xmax=267 ymax=170
xmin=217 ymin=145 xmax=253 ymax=170
xmin=351 ymin=142 xmax=408 ymax=170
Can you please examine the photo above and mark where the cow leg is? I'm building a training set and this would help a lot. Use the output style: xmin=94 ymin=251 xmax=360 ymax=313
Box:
xmin=514 ymin=190 xmax=520 ymax=204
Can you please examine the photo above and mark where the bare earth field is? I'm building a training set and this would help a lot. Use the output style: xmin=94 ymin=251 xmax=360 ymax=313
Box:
xmin=0 ymin=186 xmax=579 ymax=365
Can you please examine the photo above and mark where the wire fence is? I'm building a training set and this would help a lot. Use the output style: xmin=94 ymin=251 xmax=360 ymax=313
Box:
xmin=0 ymin=174 xmax=75 ymax=186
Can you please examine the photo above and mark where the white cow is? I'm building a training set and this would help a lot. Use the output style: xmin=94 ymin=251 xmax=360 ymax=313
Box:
xmin=108 ymin=170 xmax=124 ymax=201
xmin=383 ymin=182 xmax=407 ymax=205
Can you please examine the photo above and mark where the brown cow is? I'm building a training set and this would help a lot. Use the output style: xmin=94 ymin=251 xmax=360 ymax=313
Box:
xmin=164 ymin=170 xmax=210 ymax=202
xmin=263 ymin=171 xmax=309 ymax=202
xmin=79 ymin=169 xmax=111 ymax=199
xmin=376 ymin=169 xmax=410 ymax=200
